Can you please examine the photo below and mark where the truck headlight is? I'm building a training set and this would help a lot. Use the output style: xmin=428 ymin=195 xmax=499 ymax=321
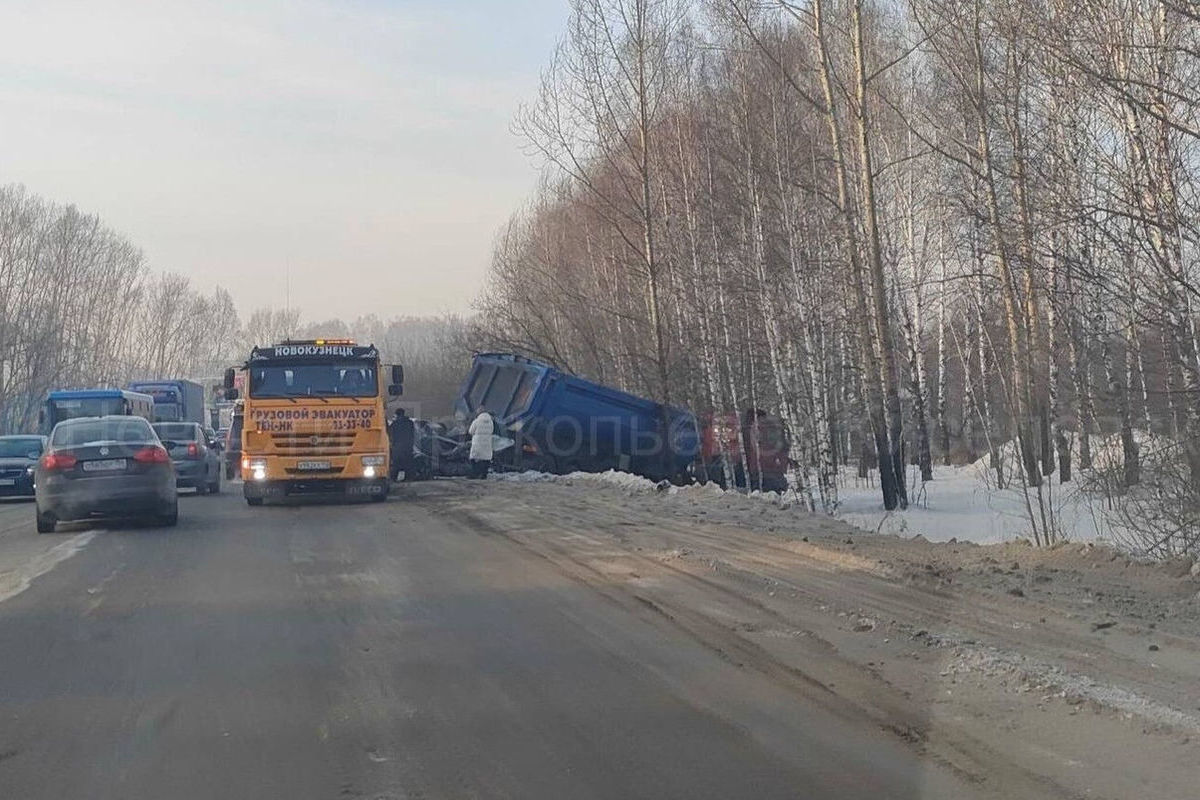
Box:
xmin=246 ymin=458 xmax=267 ymax=481
xmin=363 ymin=466 xmax=376 ymax=479
xmin=361 ymin=455 xmax=385 ymax=467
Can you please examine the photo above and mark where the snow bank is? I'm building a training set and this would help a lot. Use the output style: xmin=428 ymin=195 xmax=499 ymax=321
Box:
xmin=492 ymin=469 xmax=667 ymax=494
xmin=492 ymin=453 xmax=1131 ymax=548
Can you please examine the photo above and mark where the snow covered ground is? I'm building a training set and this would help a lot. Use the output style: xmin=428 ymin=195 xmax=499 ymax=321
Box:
xmin=836 ymin=462 xmax=1115 ymax=545
xmin=493 ymin=433 xmax=1155 ymax=547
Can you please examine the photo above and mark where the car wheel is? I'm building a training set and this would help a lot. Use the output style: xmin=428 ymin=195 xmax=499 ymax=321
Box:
xmin=158 ymin=505 xmax=179 ymax=527
xmin=36 ymin=506 xmax=56 ymax=534
xmin=195 ymin=479 xmax=208 ymax=496
xmin=246 ymin=497 xmax=264 ymax=506
xmin=208 ymin=475 xmax=221 ymax=494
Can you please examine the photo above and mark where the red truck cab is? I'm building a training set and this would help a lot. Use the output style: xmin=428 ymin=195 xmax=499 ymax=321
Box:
xmin=698 ymin=409 xmax=789 ymax=492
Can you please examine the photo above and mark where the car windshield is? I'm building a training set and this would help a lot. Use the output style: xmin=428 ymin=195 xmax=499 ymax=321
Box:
xmin=153 ymin=423 xmax=197 ymax=442
xmin=52 ymin=418 xmax=155 ymax=447
xmin=248 ymin=363 xmax=377 ymax=398
xmin=0 ymin=438 xmax=42 ymax=458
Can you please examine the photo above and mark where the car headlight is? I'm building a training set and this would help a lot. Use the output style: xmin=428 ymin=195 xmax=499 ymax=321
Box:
xmin=361 ymin=455 xmax=385 ymax=467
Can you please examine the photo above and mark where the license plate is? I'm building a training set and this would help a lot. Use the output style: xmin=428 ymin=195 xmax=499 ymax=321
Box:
xmin=82 ymin=459 xmax=127 ymax=472
xmin=0 ymin=478 xmax=14 ymax=486
xmin=296 ymin=461 xmax=331 ymax=471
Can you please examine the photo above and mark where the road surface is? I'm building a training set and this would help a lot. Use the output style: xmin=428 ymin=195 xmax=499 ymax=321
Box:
xmin=0 ymin=485 xmax=1030 ymax=799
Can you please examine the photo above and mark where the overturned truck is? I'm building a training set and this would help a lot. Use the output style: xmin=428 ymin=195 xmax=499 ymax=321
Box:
xmin=454 ymin=353 xmax=699 ymax=483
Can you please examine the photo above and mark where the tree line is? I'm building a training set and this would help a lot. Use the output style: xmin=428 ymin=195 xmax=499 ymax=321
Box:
xmin=471 ymin=0 xmax=1200 ymax=555
xmin=0 ymin=183 xmax=469 ymax=431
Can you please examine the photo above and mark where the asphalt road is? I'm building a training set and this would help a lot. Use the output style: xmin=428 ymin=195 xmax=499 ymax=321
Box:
xmin=0 ymin=485 xmax=984 ymax=800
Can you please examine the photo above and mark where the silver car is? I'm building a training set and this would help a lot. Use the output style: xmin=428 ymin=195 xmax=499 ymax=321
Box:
xmin=153 ymin=422 xmax=222 ymax=495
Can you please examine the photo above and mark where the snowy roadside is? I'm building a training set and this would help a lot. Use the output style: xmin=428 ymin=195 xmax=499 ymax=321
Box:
xmin=490 ymin=435 xmax=1156 ymax=552
xmin=488 ymin=468 xmax=1200 ymax=726
xmin=439 ymin=474 xmax=1200 ymax=798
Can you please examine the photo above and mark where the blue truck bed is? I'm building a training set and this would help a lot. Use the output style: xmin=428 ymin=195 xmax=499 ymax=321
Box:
xmin=454 ymin=353 xmax=698 ymax=481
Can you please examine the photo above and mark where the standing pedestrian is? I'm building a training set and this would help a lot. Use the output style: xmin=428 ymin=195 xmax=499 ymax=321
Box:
xmin=468 ymin=409 xmax=494 ymax=479
xmin=389 ymin=407 xmax=414 ymax=481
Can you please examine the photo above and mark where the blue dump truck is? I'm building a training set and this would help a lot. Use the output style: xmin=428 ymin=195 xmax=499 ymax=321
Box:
xmin=454 ymin=353 xmax=699 ymax=482
xmin=127 ymin=380 xmax=205 ymax=424
xmin=40 ymin=388 xmax=156 ymax=434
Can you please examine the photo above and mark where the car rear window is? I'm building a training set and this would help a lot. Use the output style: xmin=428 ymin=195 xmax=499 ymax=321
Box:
xmin=0 ymin=438 xmax=43 ymax=458
xmin=52 ymin=419 xmax=155 ymax=447
xmin=154 ymin=423 xmax=198 ymax=442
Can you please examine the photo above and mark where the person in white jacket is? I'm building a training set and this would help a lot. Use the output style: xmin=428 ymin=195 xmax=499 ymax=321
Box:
xmin=468 ymin=410 xmax=495 ymax=479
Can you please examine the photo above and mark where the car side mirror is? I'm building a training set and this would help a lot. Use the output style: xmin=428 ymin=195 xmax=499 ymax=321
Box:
xmin=391 ymin=365 xmax=404 ymax=385
xmin=388 ymin=385 xmax=403 ymax=397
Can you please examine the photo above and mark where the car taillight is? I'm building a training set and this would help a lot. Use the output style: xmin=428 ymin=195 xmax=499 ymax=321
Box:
xmin=187 ymin=442 xmax=199 ymax=457
xmin=134 ymin=446 xmax=170 ymax=464
xmin=40 ymin=453 xmax=77 ymax=471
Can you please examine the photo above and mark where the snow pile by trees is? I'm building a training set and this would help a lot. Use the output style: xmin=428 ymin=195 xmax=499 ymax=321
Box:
xmin=472 ymin=0 xmax=1200 ymax=558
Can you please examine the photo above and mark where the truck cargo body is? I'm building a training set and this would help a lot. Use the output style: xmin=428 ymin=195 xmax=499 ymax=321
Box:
xmin=455 ymin=353 xmax=698 ymax=481
xmin=127 ymin=380 xmax=205 ymax=424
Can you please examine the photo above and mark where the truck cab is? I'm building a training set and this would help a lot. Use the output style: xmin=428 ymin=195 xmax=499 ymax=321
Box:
xmin=127 ymin=380 xmax=205 ymax=424
xmin=226 ymin=340 xmax=402 ymax=505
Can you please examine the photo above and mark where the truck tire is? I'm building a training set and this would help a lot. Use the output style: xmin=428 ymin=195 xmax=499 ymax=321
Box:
xmin=246 ymin=497 xmax=264 ymax=507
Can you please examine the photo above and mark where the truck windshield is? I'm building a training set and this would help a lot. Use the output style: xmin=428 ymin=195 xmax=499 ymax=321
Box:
xmin=51 ymin=397 xmax=125 ymax=422
xmin=248 ymin=363 xmax=377 ymax=399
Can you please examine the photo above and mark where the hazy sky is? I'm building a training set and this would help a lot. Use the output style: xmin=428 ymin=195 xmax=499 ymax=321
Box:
xmin=0 ymin=0 xmax=567 ymax=321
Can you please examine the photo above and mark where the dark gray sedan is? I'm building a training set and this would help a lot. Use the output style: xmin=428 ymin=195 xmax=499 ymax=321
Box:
xmin=153 ymin=422 xmax=221 ymax=494
xmin=35 ymin=416 xmax=177 ymax=533
xmin=0 ymin=435 xmax=46 ymax=498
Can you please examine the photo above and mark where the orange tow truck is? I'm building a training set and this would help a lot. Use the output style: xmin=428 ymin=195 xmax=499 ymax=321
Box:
xmin=223 ymin=339 xmax=403 ymax=505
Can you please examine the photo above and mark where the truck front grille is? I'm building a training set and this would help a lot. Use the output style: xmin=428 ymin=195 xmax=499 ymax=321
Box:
xmin=269 ymin=432 xmax=356 ymax=456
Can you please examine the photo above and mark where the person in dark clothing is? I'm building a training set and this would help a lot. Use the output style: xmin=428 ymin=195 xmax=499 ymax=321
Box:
xmin=388 ymin=408 xmax=415 ymax=481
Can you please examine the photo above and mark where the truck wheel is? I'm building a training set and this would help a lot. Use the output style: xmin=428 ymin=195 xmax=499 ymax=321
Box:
xmin=36 ymin=507 xmax=56 ymax=534
xmin=246 ymin=497 xmax=264 ymax=507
